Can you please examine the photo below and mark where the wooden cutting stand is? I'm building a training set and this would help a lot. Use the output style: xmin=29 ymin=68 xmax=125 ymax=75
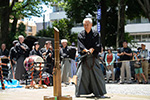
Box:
xmin=44 ymin=27 xmax=72 ymax=100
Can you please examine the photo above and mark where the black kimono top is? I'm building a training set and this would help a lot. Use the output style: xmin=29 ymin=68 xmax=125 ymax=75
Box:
xmin=68 ymin=46 xmax=76 ymax=60
xmin=9 ymin=46 xmax=17 ymax=60
xmin=0 ymin=49 xmax=9 ymax=63
xmin=15 ymin=42 xmax=29 ymax=59
xmin=60 ymin=46 xmax=70 ymax=61
xmin=78 ymin=29 xmax=101 ymax=57
xmin=40 ymin=48 xmax=54 ymax=63
xmin=29 ymin=49 xmax=42 ymax=57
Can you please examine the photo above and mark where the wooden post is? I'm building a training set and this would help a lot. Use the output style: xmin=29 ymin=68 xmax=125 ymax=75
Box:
xmin=53 ymin=27 xmax=61 ymax=97
xmin=44 ymin=27 xmax=72 ymax=100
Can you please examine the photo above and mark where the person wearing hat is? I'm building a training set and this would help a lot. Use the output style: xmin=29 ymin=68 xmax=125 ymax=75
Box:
xmin=133 ymin=51 xmax=148 ymax=84
xmin=40 ymin=41 xmax=54 ymax=75
xmin=29 ymin=42 xmax=42 ymax=57
xmin=117 ymin=40 xmax=132 ymax=84
xmin=139 ymin=44 xmax=149 ymax=83
xmin=15 ymin=35 xmax=29 ymax=81
xmin=105 ymin=48 xmax=115 ymax=83
xmin=8 ymin=40 xmax=18 ymax=79
xmin=60 ymin=39 xmax=72 ymax=84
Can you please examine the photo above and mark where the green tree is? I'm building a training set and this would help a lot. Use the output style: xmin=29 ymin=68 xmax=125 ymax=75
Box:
xmin=15 ymin=22 xmax=26 ymax=38
xmin=137 ymin=0 xmax=150 ymax=21
xmin=36 ymin=18 xmax=77 ymax=45
xmin=0 ymin=0 xmax=55 ymax=48
xmin=52 ymin=19 xmax=74 ymax=40
xmin=36 ymin=27 xmax=54 ymax=38
xmin=64 ymin=0 xmax=117 ymax=48
xmin=8 ymin=22 xmax=26 ymax=48
xmin=64 ymin=0 xmax=146 ymax=48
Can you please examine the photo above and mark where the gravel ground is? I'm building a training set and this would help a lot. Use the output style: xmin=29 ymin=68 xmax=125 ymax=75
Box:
xmin=106 ymin=84 xmax=150 ymax=96
xmin=0 ymin=84 xmax=150 ymax=100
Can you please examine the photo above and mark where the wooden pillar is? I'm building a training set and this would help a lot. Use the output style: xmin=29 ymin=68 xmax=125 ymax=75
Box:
xmin=53 ymin=27 xmax=61 ymax=96
xmin=44 ymin=27 xmax=72 ymax=100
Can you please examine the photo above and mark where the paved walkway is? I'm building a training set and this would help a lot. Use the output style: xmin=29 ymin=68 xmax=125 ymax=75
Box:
xmin=0 ymin=84 xmax=150 ymax=100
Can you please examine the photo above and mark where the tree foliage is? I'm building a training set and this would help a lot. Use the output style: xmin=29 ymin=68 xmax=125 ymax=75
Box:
xmin=8 ymin=22 xmax=26 ymax=48
xmin=65 ymin=0 xmax=118 ymax=48
xmin=36 ymin=18 xmax=77 ymax=45
xmin=136 ymin=0 xmax=150 ymax=22
xmin=64 ymin=0 xmax=146 ymax=48
xmin=0 ymin=0 xmax=53 ymax=48
xmin=36 ymin=27 xmax=54 ymax=38
xmin=15 ymin=22 xmax=27 ymax=38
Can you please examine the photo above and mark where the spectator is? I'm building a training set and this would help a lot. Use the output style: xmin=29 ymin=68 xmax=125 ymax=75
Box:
xmin=105 ymin=48 xmax=115 ymax=83
xmin=60 ymin=39 xmax=71 ymax=84
xmin=69 ymin=42 xmax=77 ymax=78
xmin=139 ymin=44 xmax=149 ymax=81
xmin=134 ymin=51 xmax=148 ymax=84
xmin=40 ymin=41 xmax=54 ymax=75
xmin=29 ymin=42 xmax=42 ymax=57
xmin=0 ymin=43 xmax=9 ymax=79
xmin=99 ymin=47 xmax=106 ymax=74
xmin=115 ymin=48 xmax=121 ymax=82
xmin=117 ymin=40 xmax=132 ymax=84
xmin=15 ymin=35 xmax=29 ymax=81
xmin=8 ymin=40 xmax=18 ymax=79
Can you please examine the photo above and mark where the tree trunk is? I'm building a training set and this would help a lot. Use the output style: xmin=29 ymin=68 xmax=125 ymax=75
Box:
xmin=100 ymin=0 xmax=107 ymax=49
xmin=8 ymin=15 xmax=18 ymax=48
xmin=119 ymin=0 xmax=125 ymax=45
xmin=0 ymin=0 xmax=9 ymax=44
xmin=137 ymin=0 xmax=150 ymax=22
xmin=10 ymin=17 xmax=18 ymax=36
xmin=116 ymin=1 xmax=121 ymax=49
xmin=117 ymin=0 xmax=125 ymax=47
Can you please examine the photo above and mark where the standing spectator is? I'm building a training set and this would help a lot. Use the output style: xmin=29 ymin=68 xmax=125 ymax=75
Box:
xmin=29 ymin=42 xmax=42 ymax=57
xmin=139 ymin=44 xmax=149 ymax=81
xmin=117 ymin=40 xmax=132 ymax=84
xmin=134 ymin=51 xmax=148 ymax=84
xmin=0 ymin=43 xmax=9 ymax=79
xmin=130 ymin=51 xmax=136 ymax=81
xmin=8 ymin=40 xmax=18 ymax=79
xmin=105 ymin=48 xmax=115 ymax=83
xmin=60 ymin=39 xmax=71 ymax=84
xmin=115 ymin=48 xmax=121 ymax=82
xmin=15 ymin=35 xmax=29 ymax=81
xmin=40 ymin=41 xmax=54 ymax=75
xmin=69 ymin=42 xmax=77 ymax=78
xmin=99 ymin=47 xmax=106 ymax=74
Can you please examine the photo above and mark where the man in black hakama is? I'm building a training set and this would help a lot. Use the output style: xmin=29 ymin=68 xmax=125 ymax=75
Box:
xmin=15 ymin=35 xmax=29 ymax=80
xmin=75 ymin=18 xmax=106 ymax=97
xmin=69 ymin=43 xmax=77 ymax=78
xmin=9 ymin=40 xmax=18 ymax=79
xmin=40 ymin=41 xmax=54 ymax=75
xmin=60 ymin=39 xmax=71 ymax=84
